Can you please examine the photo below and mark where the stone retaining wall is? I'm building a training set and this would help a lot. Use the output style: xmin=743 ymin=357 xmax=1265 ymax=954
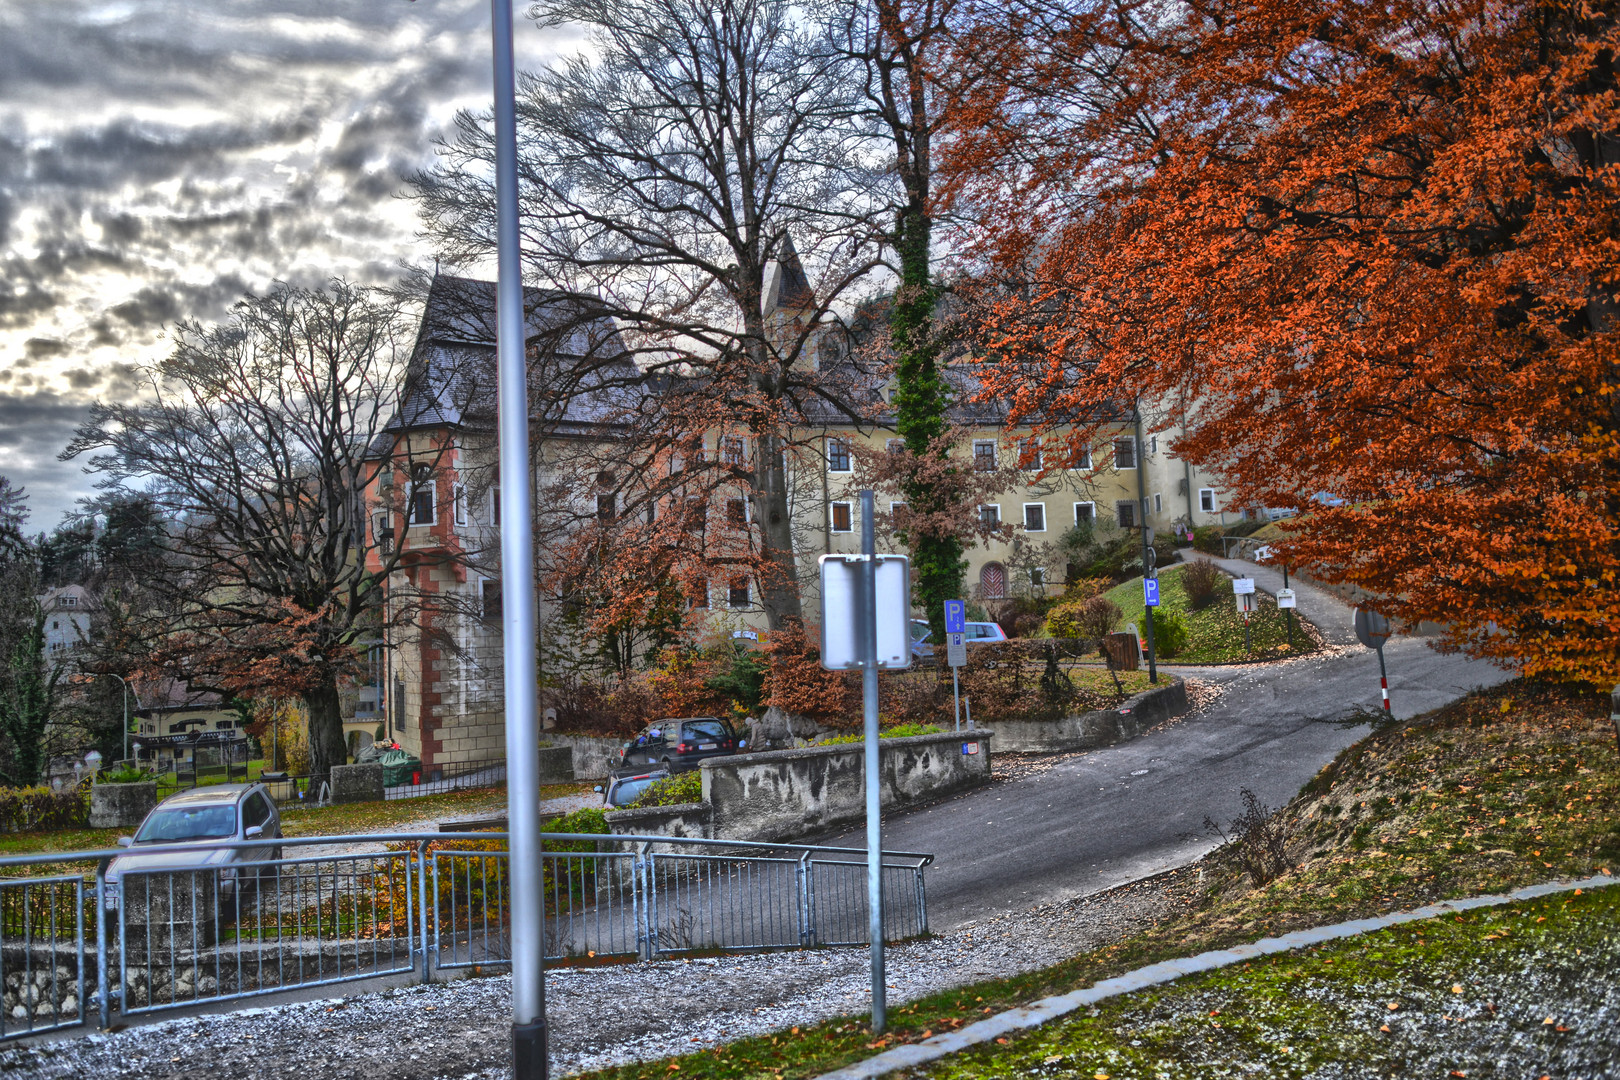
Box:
xmin=989 ymin=678 xmax=1187 ymax=754
xmin=605 ymin=730 xmax=992 ymax=844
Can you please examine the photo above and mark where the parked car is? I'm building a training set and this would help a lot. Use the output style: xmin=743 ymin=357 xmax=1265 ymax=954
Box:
xmin=614 ymin=717 xmax=742 ymax=773
xmin=595 ymin=769 xmax=672 ymax=809
xmin=104 ymin=783 xmax=282 ymax=907
xmin=910 ymin=619 xmax=1010 ymax=660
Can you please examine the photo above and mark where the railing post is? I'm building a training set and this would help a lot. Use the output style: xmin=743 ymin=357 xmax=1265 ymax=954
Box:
xmin=642 ymin=846 xmax=658 ymax=961
xmin=915 ymin=867 xmax=928 ymax=937
xmin=94 ymin=863 xmax=111 ymax=1029
xmin=797 ymin=853 xmax=813 ymax=948
xmin=416 ymin=841 xmax=433 ymax=983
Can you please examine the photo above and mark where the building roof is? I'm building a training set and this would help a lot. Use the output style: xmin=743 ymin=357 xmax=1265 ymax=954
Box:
xmin=376 ymin=273 xmax=643 ymax=450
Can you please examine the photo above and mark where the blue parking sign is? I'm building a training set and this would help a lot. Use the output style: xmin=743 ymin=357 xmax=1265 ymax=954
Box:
xmin=943 ymin=598 xmax=966 ymax=634
xmin=1144 ymin=578 xmax=1160 ymax=607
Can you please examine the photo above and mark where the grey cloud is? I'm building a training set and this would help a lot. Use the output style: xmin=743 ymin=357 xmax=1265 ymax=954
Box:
xmin=0 ymin=391 xmax=93 ymax=529
xmin=24 ymin=337 xmax=68 ymax=361
xmin=107 ymin=285 xmax=183 ymax=329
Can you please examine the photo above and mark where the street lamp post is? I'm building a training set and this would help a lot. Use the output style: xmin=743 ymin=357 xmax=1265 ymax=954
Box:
xmin=489 ymin=1 xmax=546 ymax=1077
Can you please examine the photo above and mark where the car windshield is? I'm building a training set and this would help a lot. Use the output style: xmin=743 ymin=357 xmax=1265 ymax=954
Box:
xmin=134 ymin=805 xmax=237 ymax=843
xmin=609 ymin=777 xmax=660 ymax=807
xmin=911 ymin=621 xmax=931 ymax=643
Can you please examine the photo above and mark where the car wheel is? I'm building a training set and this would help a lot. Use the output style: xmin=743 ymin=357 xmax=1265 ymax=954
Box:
xmin=661 ymin=757 xmax=674 ymax=774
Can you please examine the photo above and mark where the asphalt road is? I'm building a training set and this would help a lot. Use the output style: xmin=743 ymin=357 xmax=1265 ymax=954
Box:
xmin=824 ymin=633 xmax=1515 ymax=932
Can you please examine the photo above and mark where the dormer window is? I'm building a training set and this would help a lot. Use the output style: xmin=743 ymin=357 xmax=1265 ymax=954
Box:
xmin=59 ymin=595 xmax=78 ymax=608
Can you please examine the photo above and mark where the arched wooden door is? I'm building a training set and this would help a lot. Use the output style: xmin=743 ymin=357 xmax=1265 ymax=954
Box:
xmin=980 ymin=561 xmax=1006 ymax=600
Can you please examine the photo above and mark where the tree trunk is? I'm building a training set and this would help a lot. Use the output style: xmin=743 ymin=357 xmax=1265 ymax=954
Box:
xmin=752 ymin=430 xmax=804 ymax=631
xmin=304 ymin=676 xmax=349 ymax=786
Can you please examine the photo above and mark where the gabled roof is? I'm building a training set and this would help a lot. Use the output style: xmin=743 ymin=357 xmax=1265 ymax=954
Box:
xmin=374 ymin=273 xmax=643 ymax=451
xmin=763 ymin=233 xmax=815 ymax=315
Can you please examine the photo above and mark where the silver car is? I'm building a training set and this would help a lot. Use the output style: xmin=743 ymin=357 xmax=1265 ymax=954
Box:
xmin=105 ymin=783 xmax=283 ymax=907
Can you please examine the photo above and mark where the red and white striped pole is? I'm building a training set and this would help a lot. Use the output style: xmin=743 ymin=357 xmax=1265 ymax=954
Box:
xmin=1377 ymin=645 xmax=1391 ymax=712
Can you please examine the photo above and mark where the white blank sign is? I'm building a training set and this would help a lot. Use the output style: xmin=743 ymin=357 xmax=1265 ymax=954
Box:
xmin=1232 ymin=577 xmax=1256 ymax=595
xmin=819 ymin=554 xmax=913 ymax=670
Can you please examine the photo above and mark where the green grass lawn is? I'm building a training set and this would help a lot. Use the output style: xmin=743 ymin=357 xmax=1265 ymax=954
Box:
xmin=571 ymin=680 xmax=1619 ymax=1080
xmin=0 ymin=782 xmax=592 ymax=861
xmin=1104 ymin=562 xmax=1316 ymax=664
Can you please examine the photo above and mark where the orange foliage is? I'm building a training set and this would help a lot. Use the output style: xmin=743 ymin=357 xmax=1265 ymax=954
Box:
xmin=762 ymin=624 xmax=859 ymax=726
xmin=948 ymin=0 xmax=1620 ymax=683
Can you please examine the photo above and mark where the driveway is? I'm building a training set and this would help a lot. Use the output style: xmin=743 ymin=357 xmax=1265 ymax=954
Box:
xmin=824 ymin=569 xmax=1515 ymax=931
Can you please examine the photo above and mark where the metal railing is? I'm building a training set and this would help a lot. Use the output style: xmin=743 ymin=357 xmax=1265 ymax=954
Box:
xmin=0 ymin=831 xmax=930 ymax=1041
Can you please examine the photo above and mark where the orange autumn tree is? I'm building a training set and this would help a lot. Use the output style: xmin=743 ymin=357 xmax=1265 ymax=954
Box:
xmin=947 ymin=0 xmax=1620 ymax=684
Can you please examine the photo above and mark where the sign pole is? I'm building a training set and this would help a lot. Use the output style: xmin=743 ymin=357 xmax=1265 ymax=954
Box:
xmin=1377 ymin=646 xmax=1390 ymax=712
xmin=952 ymin=667 xmax=961 ymax=732
xmin=1133 ymin=406 xmax=1157 ymax=683
xmin=1282 ymin=565 xmax=1295 ymax=648
xmin=1353 ymin=608 xmax=1395 ymax=716
xmin=492 ymin=2 xmax=546 ymax=1075
xmin=858 ymin=489 xmax=885 ymax=1034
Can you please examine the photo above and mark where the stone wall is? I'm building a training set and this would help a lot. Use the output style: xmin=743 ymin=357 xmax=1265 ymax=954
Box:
xmin=537 ymin=745 xmax=576 ymax=785
xmin=605 ymin=730 xmax=993 ymax=845
xmin=89 ymin=781 xmax=158 ymax=830
xmin=330 ymin=763 xmax=384 ymax=805
xmin=545 ymin=734 xmax=627 ymax=780
xmin=989 ymin=678 xmax=1187 ymax=754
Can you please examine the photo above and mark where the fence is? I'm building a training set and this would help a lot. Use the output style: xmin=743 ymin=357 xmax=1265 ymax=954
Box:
xmin=0 ymin=831 xmax=930 ymax=1041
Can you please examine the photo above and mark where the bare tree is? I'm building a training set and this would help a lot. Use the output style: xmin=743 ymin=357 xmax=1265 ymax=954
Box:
xmin=414 ymin=0 xmax=894 ymax=632
xmin=63 ymin=281 xmax=464 ymax=784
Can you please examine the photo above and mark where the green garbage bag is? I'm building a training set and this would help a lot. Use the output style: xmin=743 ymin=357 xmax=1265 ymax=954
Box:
xmin=379 ymin=748 xmax=423 ymax=787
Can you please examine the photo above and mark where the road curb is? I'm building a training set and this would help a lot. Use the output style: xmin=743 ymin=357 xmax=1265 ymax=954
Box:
xmin=814 ymin=873 xmax=1617 ymax=1080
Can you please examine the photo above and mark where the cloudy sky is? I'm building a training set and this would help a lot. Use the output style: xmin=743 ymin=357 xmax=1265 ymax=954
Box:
xmin=0 ymin=0 xmax=570 ymax=530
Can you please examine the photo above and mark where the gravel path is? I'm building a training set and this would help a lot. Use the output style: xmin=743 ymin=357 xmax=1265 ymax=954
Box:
xmin=0 ymin=871 xmax=1189 ymax=1080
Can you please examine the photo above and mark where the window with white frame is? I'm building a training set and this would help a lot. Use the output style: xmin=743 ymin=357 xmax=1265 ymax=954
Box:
xmin=889 ymin=501 xmax=907 ymax=517
xmin=1020 ymin=438 xmax=1042 ymax=470
xmin=1023 ymin=503 xmax=1046 ymax=532
xmin=978 ymin=504 xmax=1001 ymax=529
xmin=1115 ymin=499 xmax=1137 ymax=528
xmin=721 ymin=436 xmax=746 ymax=465
xmin=408 ymin=464 xmax=435 ymax=525
xmin=825 ymin=437 xmax=851 ymax=472
xmin=453 ymin=483 xmax=468 ymax=527
xmin=1068 ymin=445 xmax=1093 ymax=470
xmin=728 ymin=576 xmax=750 ymax=608
xmin=972 ymin=440 xmax=998 ymax=472
xmin=727 ymin=497 xmax=749 ymax=527
xmin=490 ymin=485 xmax=501 ymax=526
xmin=830 ymin=501 xmax=853 ymax=532
xmin=59 ymin=595 xmax=78 ymax=608
xmin=1029 ymin=567 xmax=1045 ymax=589
xmin=1199 ymin=488 xmax=1216 ymax=513
xmin=1074 ymin=502 xmax=1095 ymax=527
xmin=1112 ymin=437 xmax=1136 ymax=470
xmin=1149 ymin=435 xmax=1158 ymax=454
xmin=480 ymin=578 xmax=503 ymax=621
xmin=1153 ymin=492 xmax=1162 ymax=514
xmin=690 ymin=579 xmax=708 ymax=608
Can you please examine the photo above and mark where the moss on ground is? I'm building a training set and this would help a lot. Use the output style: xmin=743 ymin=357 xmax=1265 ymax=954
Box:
xmin=928 ymin=885 xmax=1619 ymax=1079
